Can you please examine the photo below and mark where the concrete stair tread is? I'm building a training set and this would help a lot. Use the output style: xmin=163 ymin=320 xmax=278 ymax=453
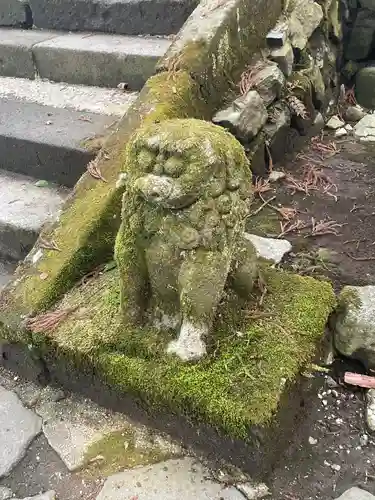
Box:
xmin=0 ymin=95 xmax=120 ymax=187
xmin=0 ymin=169 xmax=68 ymax=230
xmin=0 ymin=169 xmax=69 ymax=260
xmin=0 ymin=27 xmax=171 ymax=88
xmin=0 ymin=76 xmax=138 ymax=117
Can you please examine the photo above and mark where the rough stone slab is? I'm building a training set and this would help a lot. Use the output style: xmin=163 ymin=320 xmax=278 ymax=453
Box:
xmin=0 ymin=28 xmax=55 ymax=79
xmin=0 ymin=76 xmax=138 ymax=117
xmin=244 ymin=233 xmax=291 ymax=264
xmin=96 ymin=458 xmax=244 ymax=499
xmin=29 ymin=0 xmax=197 ymax=35
xmin=35 ymin=388 xmax=181 ymax=471
xmin=212 ymin=90 xmax=267 ymax=142
xmin=0 ymin=386 xmax=42 ymax=478
xmin=0 ymin=0 xmax=30 ymax=27
xmin=354 ymin=114 xmax=375 ymax=142
xmin=288 ymin=0 xmax=323 ymax=49
xmin=0 ymin=169 xmax=68 ymax=260
xmin=335 ymin=487 xmax=375 ymax=500
xmin=33 ymin=31 xmax=171 ymax=89
xmin=0 ymin=97 xmax=116 ymax=187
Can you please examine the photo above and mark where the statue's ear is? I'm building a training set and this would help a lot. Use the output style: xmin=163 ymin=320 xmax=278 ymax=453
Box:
xmin=226 ymin=158 xmax=241 ymax=191
xmin=226 ymin=157 xmax=253 ymax=200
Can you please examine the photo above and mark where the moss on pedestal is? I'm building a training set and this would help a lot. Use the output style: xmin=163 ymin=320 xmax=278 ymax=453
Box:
xmin=20 ymin=265 xmax=336 ymax=440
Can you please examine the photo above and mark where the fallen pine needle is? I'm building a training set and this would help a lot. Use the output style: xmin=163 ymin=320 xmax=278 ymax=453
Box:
xmin=26 ymin=307 xmax=78 ymax=334
xmin=346 ymin=253 xmax=375 ymax=261
xmin=344 ymin=372 xmax=375 ymax=389
xmin=251 ymin=196 xmax=276 ymax=216
xmin=39 ymin=238 xmax=61 ymax=252
xmin=253 ymin=177 xmax=272 ymax=195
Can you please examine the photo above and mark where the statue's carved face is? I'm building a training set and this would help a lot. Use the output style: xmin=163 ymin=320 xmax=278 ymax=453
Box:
xmin=130 ymin=126 xmax=226 ymax=209
xmin=126 ymin=120 xmax=252 ymax=212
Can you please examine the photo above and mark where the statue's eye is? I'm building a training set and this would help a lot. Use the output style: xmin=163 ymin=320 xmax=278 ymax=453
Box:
xmin=163 ymin=156 xmax=185 ymax=177
xmin=137 ymin=149 xmax=155 ymax=170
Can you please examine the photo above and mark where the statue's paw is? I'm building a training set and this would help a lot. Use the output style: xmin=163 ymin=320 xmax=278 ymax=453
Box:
xmin=166 ymin=321 xmax=207 ymax=362
xmin=167 ymin=339 xmax=207 ymax=361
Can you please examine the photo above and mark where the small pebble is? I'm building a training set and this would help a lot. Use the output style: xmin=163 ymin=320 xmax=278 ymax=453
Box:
xmin=269 ymin=170 xmax=286 ymax=183
xmin=331 ymin=464 xmax=341 ymax=472
xmin=335 ymin=127 xmax=347 ymax=138
xmin=326 ymin=376 xmax=338 ymax=388
xmin=308 ymin=436 xmax=318 ymax=445
xmin=326 ymin=115 xmax=345 ymax=130
xmin=360 ymin=434 xmax=369 ymax=447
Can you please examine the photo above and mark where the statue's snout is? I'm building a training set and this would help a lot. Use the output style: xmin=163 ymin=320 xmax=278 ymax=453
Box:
xmin=135 ymin=174 xmax=183 ymax=205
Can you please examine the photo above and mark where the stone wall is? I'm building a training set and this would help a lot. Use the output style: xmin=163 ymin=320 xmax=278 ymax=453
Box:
xmin=212 ymin=0 xmax=342 ymax=176
xmin=343 ymin=0 xmax=375 ymax=109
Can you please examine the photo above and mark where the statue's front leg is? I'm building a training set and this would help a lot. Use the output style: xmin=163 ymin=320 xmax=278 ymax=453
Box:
xmin=115 ymin=219 xmax=148 ymax=326
xmin=167 ymin=249 xmax=232 ymax=361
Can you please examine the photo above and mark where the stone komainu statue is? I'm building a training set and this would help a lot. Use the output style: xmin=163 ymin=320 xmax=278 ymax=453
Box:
xmin=115 ymin=118 xmax=258 ymax=361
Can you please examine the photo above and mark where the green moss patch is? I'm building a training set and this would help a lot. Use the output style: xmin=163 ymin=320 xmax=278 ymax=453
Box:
xmin=159 ymin=0 xmax=282 ymax=109
xmin=82 ymin=428 xmax=180 ymax=478
xmin=26 ymin=266 xmax=335 ymax=440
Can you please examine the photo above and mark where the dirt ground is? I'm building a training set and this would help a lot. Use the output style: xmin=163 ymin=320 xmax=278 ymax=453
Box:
xmin=248 ymin=134 xmax=375 ymax=499
xmin=248 ymin=135 xmax=375 ymax=289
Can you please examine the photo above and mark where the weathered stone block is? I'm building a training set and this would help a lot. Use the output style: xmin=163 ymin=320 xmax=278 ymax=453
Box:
xmin=354 ymin=114 xmax=375 ymax=141
xmin=266 ymin=21 xmax=289 ymax=48
xmin=356 ymin=66 xmax=375 ymax=109
xmin=270 ymin=41 xmax=294 ymax=76
xmin=252 ymin=62 xmax=285 ymax=106
xmin=334 ymin=285 xmax=375 ymax=368
xmin=345 ymin=8 xmax=375 ymax=60
xmin=289 ymin=0 xmax=324 ymax=49
xmin=264 ymin=101 xmax=293 ymax=163
xmin=344 ymin=105 xmax=367 ymax=121
xmin=213 ymin=90 xmax=268 ymax=143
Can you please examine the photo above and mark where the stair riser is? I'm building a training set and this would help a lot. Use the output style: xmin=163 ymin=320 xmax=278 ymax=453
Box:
xmin=0 ymin=224 xmax=37 ymax=261
xmin=0 ymin=29 xmax=170 ymax=89
xmin=29 ymin=0 xmax=198 ymax=36
xmin=33 ymin=46 xmax=161 ymax=89
xmin=0 ymin=137 xmax=95 ymax=188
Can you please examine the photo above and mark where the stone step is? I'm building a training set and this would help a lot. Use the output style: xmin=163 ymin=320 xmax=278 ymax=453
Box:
xmin=0 ymin=80 xmax=138 ymax=186
xmin=0 ymin=27 xmax=171 ymax=89
xmin=28 ymin=0 xmax=198 ymax=36
xmin=0 ymin=260 xmax=17 ymax=289
xmin=0 ymin=169 xmax=69 ymax=261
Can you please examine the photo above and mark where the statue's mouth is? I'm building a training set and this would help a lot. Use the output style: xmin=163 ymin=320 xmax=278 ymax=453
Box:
xmin=135 ymin=175 xmax=197 ymax=209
